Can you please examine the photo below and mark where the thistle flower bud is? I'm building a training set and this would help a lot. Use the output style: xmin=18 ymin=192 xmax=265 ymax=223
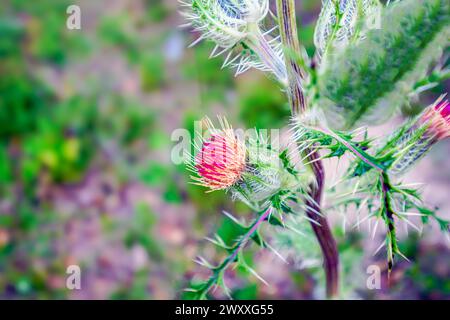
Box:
xmin=180 ymin=0 xmax=287 ymax=83
xmin=314 ymin=0 xmax=381 ymax=60
xmin=387 ymin=97 xmax=449 ymax=175
xmin=419 ymin=98 xmax=450 ymax=141
xmin=189 ymin=117 xmax=301 ymax=209
xmin=181 ymin=0 xmax=269 ymax=48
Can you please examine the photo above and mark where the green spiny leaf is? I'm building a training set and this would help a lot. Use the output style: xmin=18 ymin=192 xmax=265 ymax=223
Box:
xmin=279 ymin=149 xmax=299 ymax=176
xmin=317 ymin=0 xmax=450 ymax=129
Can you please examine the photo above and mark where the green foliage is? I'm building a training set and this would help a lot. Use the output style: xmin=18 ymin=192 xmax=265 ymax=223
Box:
xmin=318 ymin=0 xmax=450 ymax=129
xmin=22 ymin=129 xmax=91 ymax=184
xmin=182 ymin=42 xmax=234 ymax=93
xmin=0 ymin=207 xmax=69 ymax=299
xmin=400 ymin=236 xmax=450 ymax=299
xmin=111 ymin=269 xmax=152 ymax=300
xmin=238 ymin=77 xmax=290 ymax=129
xmin=0 ymin=143 xmax=12 ymax=183
xmin=19 ymin=96 xmax=96 ymax=184
xmin=145 ymin=0 xmax=170 ymax=23
xmin=186 ymin=181 xmax=230 ymax=215
xmin=298 ymin=22 xmax=316 ymax=57
xmin=0 ymin=57 xmax=54 ymax=139
xmin=0 ymin=1 xmax=88 ymax=140
xmin=98 ymin=14 xmax=140 ymax=63
xmin=124 ymin=203 xmax=164 ymax=260
xmin=140 ymin=53 xmax=166 ymax=91
xmin=95 ymin=96 xmax=156 ymax=145
xmin=163 ymin=180 xmax=183 ymax=204
xmin=0 ymin=18 xmax=24 ymax=57
xmin=9 ymin=0 xmax=87 ymax=64
xmin=231 ymin=283 xmax=258 ymax=299
xmin=140 ymin=163 xmax=170 ymax=186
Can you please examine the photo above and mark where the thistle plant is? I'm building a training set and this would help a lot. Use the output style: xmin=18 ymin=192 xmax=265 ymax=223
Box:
xmin=181 ymin=0 xmax=450 ymax=299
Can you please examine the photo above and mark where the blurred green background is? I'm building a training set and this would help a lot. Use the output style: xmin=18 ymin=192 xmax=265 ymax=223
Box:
xmin=0 ymin=0 xmax=448 ymax=299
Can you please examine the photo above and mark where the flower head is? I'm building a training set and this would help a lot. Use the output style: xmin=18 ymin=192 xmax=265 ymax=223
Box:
xmin=181 ymin=0 xmax=269 ymax=48
xmin=419 ymin=98 xmax=450 ymax=141
xmin=192 ymin=117 xmax=246 ymax=191
xmin=387 ymin=96 xmax=449 ymax=175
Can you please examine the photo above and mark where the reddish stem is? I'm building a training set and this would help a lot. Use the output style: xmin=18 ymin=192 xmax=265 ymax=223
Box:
xmin=305 ymin=150 xmax=340 ymax=298
xmin=276 ymin=0 xmax=340 ymax=298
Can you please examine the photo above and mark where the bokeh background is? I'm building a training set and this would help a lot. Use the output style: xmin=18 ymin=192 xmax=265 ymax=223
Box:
xmin=0 ymin=0 xmax=449 ymax=299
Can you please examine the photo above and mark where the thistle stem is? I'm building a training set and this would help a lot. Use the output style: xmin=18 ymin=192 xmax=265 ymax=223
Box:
xmin=276 ymin=0 xmax=339 ymax=298
xmin=380 ymin=173 xmax=397 ymax=282
xmin=275 ymin=0 xmax=306 ymax=114
xmin=229 ymin=207 xmax=272 ymax=262
xmin=198 ymin=207 xmax=272 ymax=299
xmin=305 ymin=151 xmax=339 ymax=298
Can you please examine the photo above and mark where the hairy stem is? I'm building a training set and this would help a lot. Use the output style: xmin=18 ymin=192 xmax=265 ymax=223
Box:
xmin=276 ymin=0 xmax=339 ymax=298
xmin=275 ymin=0 xmax=306 ymax=114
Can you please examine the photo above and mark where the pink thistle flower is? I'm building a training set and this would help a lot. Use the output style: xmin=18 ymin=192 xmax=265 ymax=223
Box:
xmin=389 ymin=96 xmax=449 ymax=175
xmin=192 ymin=117 xmax=246 ymax=191
xmin=419 ymin=97 xmax=450 ymax=141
